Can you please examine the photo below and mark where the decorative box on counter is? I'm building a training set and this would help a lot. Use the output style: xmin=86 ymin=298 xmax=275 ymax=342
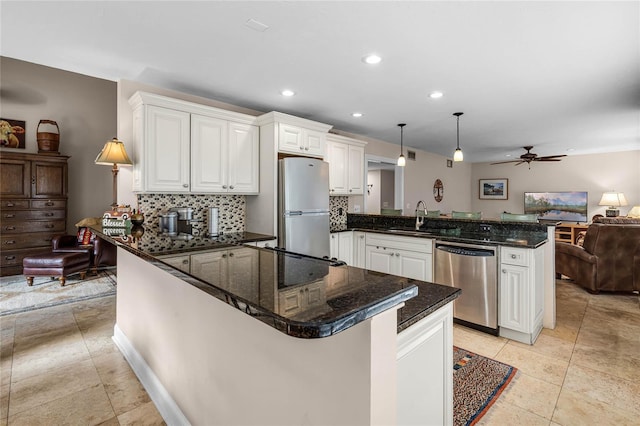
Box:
xmin=102 ymin=206 xmax=132 ymax=228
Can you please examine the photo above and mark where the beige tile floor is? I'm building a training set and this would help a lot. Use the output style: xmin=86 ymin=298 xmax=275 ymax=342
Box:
xmin=1 ymin=278 xmax=639 ymax=425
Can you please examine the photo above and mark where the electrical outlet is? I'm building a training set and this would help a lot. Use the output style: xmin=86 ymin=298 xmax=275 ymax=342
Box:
xmin=479 ymin=224 xmax=492 ymax=232
xmin=354 ymin=204 xmax=361 ymax=213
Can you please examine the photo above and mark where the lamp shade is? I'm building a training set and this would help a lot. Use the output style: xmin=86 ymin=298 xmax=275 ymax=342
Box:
xmin=627 ymin=205 xmax=640 ymax=218
xmin=95 ymin=138 xmax=132 ymax=166
xmin=598 ymin=192 xmax=628 ymax=207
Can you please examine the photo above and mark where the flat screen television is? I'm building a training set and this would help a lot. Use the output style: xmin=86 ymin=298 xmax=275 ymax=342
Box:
xmin=524 ymin=191 xmax=588 ymax=222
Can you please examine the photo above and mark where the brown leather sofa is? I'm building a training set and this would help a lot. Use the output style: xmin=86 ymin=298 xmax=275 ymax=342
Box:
xmin=555 ymin=218 xmax=640 ymax=293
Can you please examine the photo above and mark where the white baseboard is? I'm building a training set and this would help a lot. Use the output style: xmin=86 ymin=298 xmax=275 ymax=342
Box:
xmin=112 ymin=325 xmax=191 ymax=426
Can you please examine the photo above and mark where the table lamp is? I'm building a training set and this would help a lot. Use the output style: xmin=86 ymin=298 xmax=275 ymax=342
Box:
xmin=627 ymin=205 xmax=640 ymax=218
xmin=95 ymin=137 xmax=132 ymax=208
xmin=598 ymin=191 xmax=628 ymax=217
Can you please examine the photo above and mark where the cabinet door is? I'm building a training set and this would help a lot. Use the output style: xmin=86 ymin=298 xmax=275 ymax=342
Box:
xmin=190 ymin=251 xmax=227 ymax=286
xmin=278 ymin=123 xmax=304 ymax=153
xmin=330 ymin=233 xmax=339 ymax=259
xmin=337 ymin=231 xmax=353 ymax=265
xmin=146 ymin=105 xmax=190 ymax=192
xmin=304 ymin=129 xmax=325 ymax=157
xmin=365 ymin=245 xmax=394 ymax=274
xmin=347 ymin=144 xmax=364 ymax=194
xmin=0 ymin=158 xmax=31 ymax=198
xmin=327 ymin=142 xmax=348 ymax=195
xmin=32 ymin=161 xmax=67 ymax=198
xmin=227 ymin=248 xmax=259 ymax=301
xmin=353 ymin=232 xmax=366 ymax=268
xmin=191 ymin=114 xmax=227 ymax=192
xmin=160 ymin=255 xmax=191 ymax=273
xmin=395 ymin=248 xmax=431 ymax=281
xmin=228 ymin=122 xmax=259 ymax=194
xmin=499 ymin=264 xmax=529 ymax=332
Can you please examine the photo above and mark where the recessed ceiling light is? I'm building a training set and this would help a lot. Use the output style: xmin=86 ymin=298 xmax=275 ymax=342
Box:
xmin=351 ymin=112 xmax=363 ymax=118
xmin=281 ymin=89 xmax=295 ymax=97
xmin=429 ymin=91 xmax=444 ymax=99
xmin=362 ymin=54 xmax=382 ymax=65
xmin=505 ymin=154 xmax=512 ymax=157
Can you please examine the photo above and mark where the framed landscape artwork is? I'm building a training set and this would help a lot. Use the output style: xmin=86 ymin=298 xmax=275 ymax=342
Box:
xmin=479 ymin=178 xmax=508 ymax=200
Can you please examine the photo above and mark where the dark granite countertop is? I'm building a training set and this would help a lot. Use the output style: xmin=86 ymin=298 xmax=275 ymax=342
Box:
xmin=91 ymin=225 xmax=459 ymax=339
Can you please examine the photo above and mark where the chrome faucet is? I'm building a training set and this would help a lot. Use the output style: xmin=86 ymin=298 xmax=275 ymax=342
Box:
xmin=415 ymin=200 xmax=427 ymax=230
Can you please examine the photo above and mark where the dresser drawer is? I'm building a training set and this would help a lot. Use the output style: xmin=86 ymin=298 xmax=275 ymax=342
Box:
xmin=1 ymin=232 xmax=60 ymax=249
xmin=31 ymin=199 xmax=66 ymax=209
xmin=1 ymin=247 xmax=50 ymax=268
xmin=1 ymin=209 xmax=66 ymax=221
xmin=0 ymin=200 xmax=30 ymax=209
xmin=501 ymin=247 xmax=529 ymax=266
xmin=2 ymin=220 xmax=66 ymax=234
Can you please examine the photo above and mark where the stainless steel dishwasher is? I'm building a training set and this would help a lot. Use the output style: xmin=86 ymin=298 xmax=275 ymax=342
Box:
xmin=434 ymin=241 xmax=498 ymax=334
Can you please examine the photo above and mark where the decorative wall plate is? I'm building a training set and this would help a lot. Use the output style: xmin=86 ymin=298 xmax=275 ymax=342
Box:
xmin=433 ymin=179 xmax=443 ymax=202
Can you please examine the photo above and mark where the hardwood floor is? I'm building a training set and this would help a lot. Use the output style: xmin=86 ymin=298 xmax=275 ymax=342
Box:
xmin=1 ymin=278 xmax=638 ymax=425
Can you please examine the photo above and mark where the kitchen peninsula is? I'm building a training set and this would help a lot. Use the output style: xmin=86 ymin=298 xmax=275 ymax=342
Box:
xmin=92 ymin=225 xmax=460 ymax=425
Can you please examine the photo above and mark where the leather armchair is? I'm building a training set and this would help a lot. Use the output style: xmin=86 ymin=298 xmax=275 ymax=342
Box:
xmin=555 ymin=221 xmax=640 ymax=293
xmin=52 ymin=233 xmax=116 ymax=273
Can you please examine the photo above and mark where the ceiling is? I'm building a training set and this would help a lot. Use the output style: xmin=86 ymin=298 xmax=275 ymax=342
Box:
xmin=1 ymin=1 xmax=639 ymax=163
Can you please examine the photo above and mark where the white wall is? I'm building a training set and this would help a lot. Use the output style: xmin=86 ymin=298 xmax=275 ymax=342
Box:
xmin=471 ymin=150 xmax=640 ymax=220
xmin=380 ymin=169 xmax=395 ymax=209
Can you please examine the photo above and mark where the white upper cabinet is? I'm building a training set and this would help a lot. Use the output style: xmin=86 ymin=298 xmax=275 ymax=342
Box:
xmin=326 ymin=134 xmax=367 ymax=195
xmin=129 ymin=91 xmax=259 ymax=194
xmin=258 ymin=111 xmax=333 ymax=159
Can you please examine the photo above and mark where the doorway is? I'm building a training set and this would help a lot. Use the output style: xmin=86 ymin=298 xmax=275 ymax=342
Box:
xmin=365 ymin=154 xmax=404 ymax=215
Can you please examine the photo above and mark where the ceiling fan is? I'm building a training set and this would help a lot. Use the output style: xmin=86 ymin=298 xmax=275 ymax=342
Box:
xmin=491 ymin=146 xmax=567 ymax=168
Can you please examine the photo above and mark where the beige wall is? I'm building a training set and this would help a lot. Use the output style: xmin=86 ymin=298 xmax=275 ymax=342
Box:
xmin=471 ymin=150 xmax=640 ymax=220
xmin=0 ymin=57 xmax=116 ymax=230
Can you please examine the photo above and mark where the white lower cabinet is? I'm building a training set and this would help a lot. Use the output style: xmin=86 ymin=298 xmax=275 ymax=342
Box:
xmin=353 ymin=231 xmax=366 ymax=268
xmin=499 ymin=246 xmax=544 ymax=344
xmin=365 ymin=233 xmax=433 ymax=281
xmin=244 ymin=239 xmax=277 ymax=248
xmin=158 ymin=254 xmax=190 ymax=273
xmin=330 ymin=231 xmax=354 ymax=265
xmin=397 ymin=302 xmax=453 ymax=425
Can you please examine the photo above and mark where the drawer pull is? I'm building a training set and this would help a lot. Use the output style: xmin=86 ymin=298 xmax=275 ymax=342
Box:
xmin=511 ymin=254 xmax=517 ymax=259
xmin=502 ymin=269 xmax=507 ymax=273
xmin=45 ymin=201 xmax=54 ymax=206
xmin=5 ymin=256 xmax=16 ymax=261
xmin=6 ymin=202 xmax=14 ymax=207
xmin=45 ymin=224 xmax=54 ymax=229
xmin=45 ymin=212 xmax=54 ymax=217
xmin=182 ymin=259 xmax=189 ymax=264
xmin=5 ymin=226 xmax=16 ymax=231
xmin=229 ymin=252 xmax=234 ymax=257
xmin=5 ymin=240 xmax=16 ymax=245
xmin=4 ymin=214 xmax=15 ymax=218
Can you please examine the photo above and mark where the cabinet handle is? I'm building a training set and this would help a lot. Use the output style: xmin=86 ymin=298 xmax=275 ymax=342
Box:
xmin=6 ymin=202 xmax=14 ymax=207
xmin=4 ymin=240 xmax=15 ymax=245
xmin=511 ymin=254 xmax=517 ymax=259
xmin=229 ymin=252 xmax=234 ymax=257
xmin=229 ymin=185 xmax=234 ymax=190
xmin=395 ymin=252 xmax=400 ymax=257
xmin=183 ymin=184 xmax=188 ymax=188
xmin=360 ymin=235 xmax=364 ymax=239
xmin=5 ymin=256 xmax=16 ymax=261
xmin=222 ymin=254 xmax=227 ymax=258
xmin=44 ymin=212 xmax=54 ymax=217
xmin=299 ymin=146 xmax=304 ymax=150
xmin=331 ymin=235 xmax=335 ymax=239
xmin=304 ymin=147 xmax=309 ymax=151
xmin=31 ymin=178 xmax=36 ymax=185
xmin=4 ymin=214 xmax=15 ymax=218
xmin=389 ymin=252 xmax=394 ymax=256
xmin=222 ymin=185 xmax=228 ymax=189
xmin=45 ymin=224 xmax=54 ymax=229
xmin=502 ymin=269 xmax=507 ymax=273
xmin=5 ymin=226 xmax=16 ymax=231
xmin=45 ymin=201 xmax=54 ymax=206
xmin=182 ymin=259 xmax=189 ymax=264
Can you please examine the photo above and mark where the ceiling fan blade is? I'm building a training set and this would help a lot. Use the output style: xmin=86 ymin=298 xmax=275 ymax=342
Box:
xmin=490 ymin=160 xmax=523 ymax=165
xmin=513 ymin=161 xmax=527 ymax=166
xmin=538 ymin=154 xmax=567 ymax=160
xmin=536 ymin=158 xmax=563 ymax=161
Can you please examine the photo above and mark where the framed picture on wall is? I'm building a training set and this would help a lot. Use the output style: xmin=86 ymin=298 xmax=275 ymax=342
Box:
xmin=479 ymin=178 xmax=508 ymax=200
xmin=0 ymin=118 xmax=26 ymax=149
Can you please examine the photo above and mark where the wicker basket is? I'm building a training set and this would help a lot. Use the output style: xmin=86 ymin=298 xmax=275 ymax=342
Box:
xmin=37 ymin=120 xmax=60 ymax=153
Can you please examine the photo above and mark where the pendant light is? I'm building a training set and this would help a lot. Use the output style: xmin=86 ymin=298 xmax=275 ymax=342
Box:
xmin=453 ymin=112 xmax=464 ymax=162
xmin=397 ymin=123 xmax=406 ymax=167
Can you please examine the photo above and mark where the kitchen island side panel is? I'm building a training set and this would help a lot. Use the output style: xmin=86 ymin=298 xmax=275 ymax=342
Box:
xmin=116 ymin=248 xmax=398 ymax=425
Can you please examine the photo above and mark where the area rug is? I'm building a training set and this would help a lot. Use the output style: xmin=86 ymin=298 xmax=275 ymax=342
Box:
xmin=0 ymin=270 xmax=116 ymax=316
xmin=454 ymin=346 xmax=517 ymax=426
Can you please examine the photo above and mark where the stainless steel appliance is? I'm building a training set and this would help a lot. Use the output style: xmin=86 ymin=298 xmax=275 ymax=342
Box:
xmin=169 ymin=207 xmax=197 ymax=235
xmin=434 ymin=241 xmax=498 ymax=334
xmin=278 ymin=157 xmax=330 ymax=258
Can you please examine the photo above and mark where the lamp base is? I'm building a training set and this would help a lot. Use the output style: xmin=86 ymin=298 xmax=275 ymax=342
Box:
xmin=605 ymin=208 xmax=620 ymax=217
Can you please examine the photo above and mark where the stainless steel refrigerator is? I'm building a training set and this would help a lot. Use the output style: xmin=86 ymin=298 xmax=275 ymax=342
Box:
xmin=278 ymin=157 xmax=330 ymax=258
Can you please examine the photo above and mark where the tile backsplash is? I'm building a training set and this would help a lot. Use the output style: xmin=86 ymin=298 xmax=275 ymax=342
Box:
xmin=137 ymin=194 xmax=245 ymax=235
xmin=330 ymin=196 xmax=348 ymax=231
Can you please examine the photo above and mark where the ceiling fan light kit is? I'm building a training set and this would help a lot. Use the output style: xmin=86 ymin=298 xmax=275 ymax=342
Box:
xmin=453 ymin=112 xmax=464 ymax=162
xmin=490 ymin=146 xmax=567 ymax=169
xmin=397 ymin=123 xmax=407 ymax=167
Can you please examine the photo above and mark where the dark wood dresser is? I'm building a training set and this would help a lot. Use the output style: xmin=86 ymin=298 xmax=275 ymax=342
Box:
xmin=1 ymin=152 xmax=69 ymax=276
